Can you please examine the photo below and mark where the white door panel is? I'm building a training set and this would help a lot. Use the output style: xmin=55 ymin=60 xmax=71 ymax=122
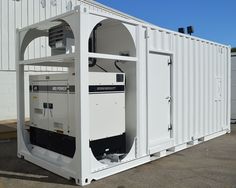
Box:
xmin=47 ymin=81 xmax=69 ymax=135
xmin=148 ymin=53 xmax=171 ymax=153
xmin=90 ymin=93 xmax=125 ymax=141
xmin=30 ymin=81 xmax=49 ymax=130
xmin=30 ymin=80 xmax=69 ymax=135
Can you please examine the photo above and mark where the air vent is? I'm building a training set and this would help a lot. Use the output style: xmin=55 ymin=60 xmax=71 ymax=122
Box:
xmin=48 ymin=24 xmax=74 ymax=49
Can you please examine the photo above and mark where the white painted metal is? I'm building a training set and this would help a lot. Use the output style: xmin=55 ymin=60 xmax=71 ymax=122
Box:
xmin=1 ymin=0 xmax=59 ymax=70
xmin=0 ymin=0 xmax=81 ymax=120
xmin=29 ymin=72 xmax=126 ymax=140
xmin=89 ymin=72 xmax=126 ymax=140
xmin=231 ymin=52 xmax=236 ymax=121
xmin=0 ymin=71 xmax=30 ymax=120
xmin=16 ymin=0 xmax=231 ymax=186
xmin=148 ymin=53 xmax=172 ymax=154
xmin=30 ymin=80 xmax=49 ymax=131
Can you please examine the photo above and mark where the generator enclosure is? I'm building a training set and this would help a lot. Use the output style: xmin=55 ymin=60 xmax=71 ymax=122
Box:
xmin=29 ymin=72 xmax=126 ymax=158
xmin=16 ymin=0 xmax=231 ymax=186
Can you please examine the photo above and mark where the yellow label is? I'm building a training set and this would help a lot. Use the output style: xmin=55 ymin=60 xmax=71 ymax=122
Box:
xmin=32 ymin=96 xmax=38 ymax=100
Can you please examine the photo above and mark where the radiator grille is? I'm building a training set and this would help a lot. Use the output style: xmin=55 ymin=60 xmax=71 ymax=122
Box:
xmin=49 ymin=24 xmax=74 ymax=49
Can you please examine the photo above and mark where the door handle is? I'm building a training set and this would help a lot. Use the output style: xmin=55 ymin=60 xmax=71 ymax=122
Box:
xmin=168 ymin=124 xmax=173 ymax=131
xmin=165 ymin=96 xmax=171 ymax=102
xmin=49 ymin=110 xmax=53 ymax=118
xmin=43 ymin=103 xmax=48 ymax=117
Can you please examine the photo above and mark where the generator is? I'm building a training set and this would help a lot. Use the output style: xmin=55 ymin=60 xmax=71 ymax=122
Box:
xmin=16 ymin=1 xmax=231 ymax=185
xmin=29 ymin=72 xmax=126 ymax=158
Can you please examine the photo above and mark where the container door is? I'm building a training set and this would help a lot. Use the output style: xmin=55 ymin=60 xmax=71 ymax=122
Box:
xmin=147 ymin=53 xmax=172 ymax=154
xmin=47 ymin=81 xmax=69 ymax=135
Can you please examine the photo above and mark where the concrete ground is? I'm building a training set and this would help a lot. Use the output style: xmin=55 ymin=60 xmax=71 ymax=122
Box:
xmin=0 ymin=126 xmax=236 ymax=188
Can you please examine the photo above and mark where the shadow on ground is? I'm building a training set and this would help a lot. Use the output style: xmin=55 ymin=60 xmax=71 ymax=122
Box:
xmin=0 ymin=139 xmax=75 ymax=186
xmin=0 ymin=126 xmax=236 ymax=188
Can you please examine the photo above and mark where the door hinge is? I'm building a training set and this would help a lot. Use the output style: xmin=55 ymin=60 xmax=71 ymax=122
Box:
xmin=168 ymin=58 xmax=172 ymax=66
xmin=168 ymin=124 xmax=173 ymax=131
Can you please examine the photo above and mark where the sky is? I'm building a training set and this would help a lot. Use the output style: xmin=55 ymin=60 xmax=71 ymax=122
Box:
xmin=95 ymin=0 xmax=236 ymax=47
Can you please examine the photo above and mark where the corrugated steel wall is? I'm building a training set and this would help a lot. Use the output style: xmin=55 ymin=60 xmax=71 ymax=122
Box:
xmin=149 ymin=29 xmax=230 ymax=145
xmin=0 ymin=0 xmax=231 ymax=135
xmin=0 ymin=0 xmax=80 ymax=71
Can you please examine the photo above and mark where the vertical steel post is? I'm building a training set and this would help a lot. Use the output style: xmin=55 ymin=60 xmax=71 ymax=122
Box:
xmin=16 ymin=29 xmax=26 ymax=156
xmin=74 ymin=5 xmax=90 ymax=185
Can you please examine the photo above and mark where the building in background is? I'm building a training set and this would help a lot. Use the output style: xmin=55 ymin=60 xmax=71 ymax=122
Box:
xmin=231 ymin=48 xmax=236 ymax=122
xmin=0 ymin=0 xmax=78 ymax=120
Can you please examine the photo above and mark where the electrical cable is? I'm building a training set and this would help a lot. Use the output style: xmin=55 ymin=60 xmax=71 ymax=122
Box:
xmin=89 ymin=23 xmax=102 ymax=67
xmin=95 ymin=64 xmax=108 ymax=72
xmin=114 ymin=60 xmax=124 ymax=73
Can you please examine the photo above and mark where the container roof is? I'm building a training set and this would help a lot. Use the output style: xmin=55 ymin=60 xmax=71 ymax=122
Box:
xmin=78 ymin=0 xmax=229 ymax=48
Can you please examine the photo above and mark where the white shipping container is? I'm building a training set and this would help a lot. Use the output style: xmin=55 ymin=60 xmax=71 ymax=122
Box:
xmin=0 ymin=0 xmax=78 ymax=120
xmin=231 ymin=52 xmax=236 ymax=121
xmin=16 ymin=0 xmax=231 ymax=186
